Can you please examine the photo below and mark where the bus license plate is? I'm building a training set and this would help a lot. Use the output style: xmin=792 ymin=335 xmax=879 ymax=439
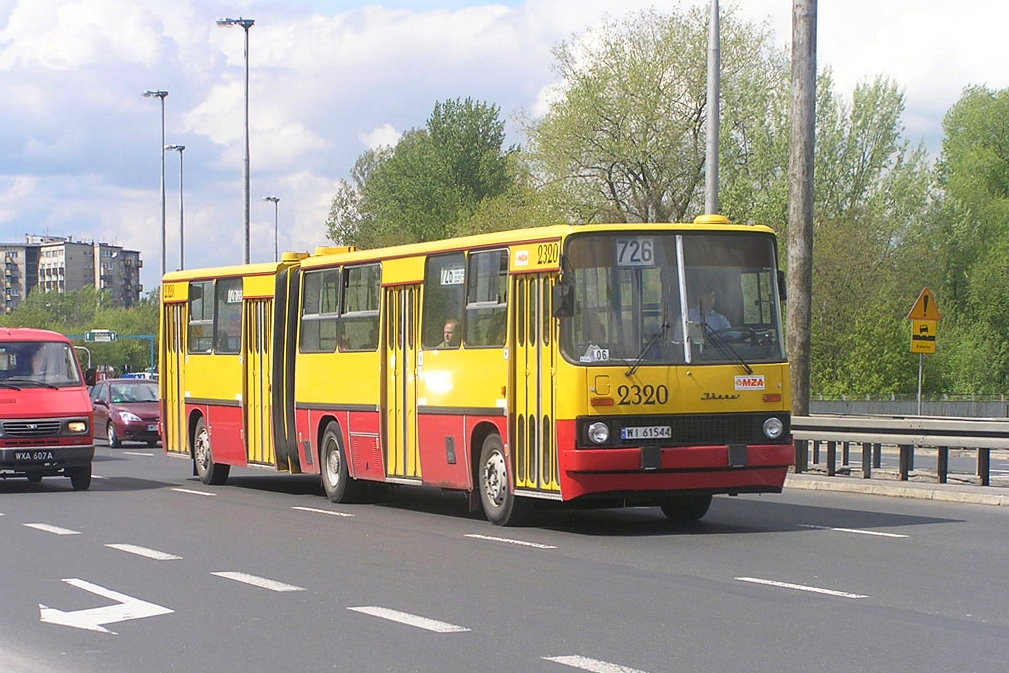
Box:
xmin=621 ymin=426 xmax=671 ymax=440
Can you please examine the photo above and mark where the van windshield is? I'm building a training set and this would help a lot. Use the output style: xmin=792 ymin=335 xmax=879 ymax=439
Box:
xmin=0 ymin=341 xmax=82 ymax=387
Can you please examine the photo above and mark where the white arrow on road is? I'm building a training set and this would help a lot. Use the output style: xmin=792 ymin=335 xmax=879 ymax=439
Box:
xmin=39 ymin=578 xmax=174 ymax=635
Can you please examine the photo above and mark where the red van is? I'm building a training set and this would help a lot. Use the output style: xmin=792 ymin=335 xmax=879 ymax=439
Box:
xmin=0 ymin=328 xmax=94 ymax=490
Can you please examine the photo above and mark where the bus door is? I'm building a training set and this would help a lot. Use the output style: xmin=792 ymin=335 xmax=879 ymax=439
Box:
xmin=383 ymin=285 xmax=421 ymax=480
xmin=243 ymin=298 xmax=275 ymax=467
xmin=162 ymin=300 xmax=187 ymax=455
xmin=511 ymin=273 xmax=560 ymax=495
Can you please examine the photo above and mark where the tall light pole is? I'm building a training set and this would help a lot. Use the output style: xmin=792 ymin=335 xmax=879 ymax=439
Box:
xmin=166 ymin=145 xmax=186 ymax=270
xmin=263 ymin=196 xmax=280 ymax=262
xmin=217 ymin=16 xmax=255 ymax=265
xmin=143 ymin=89 xmax=168 ymax=278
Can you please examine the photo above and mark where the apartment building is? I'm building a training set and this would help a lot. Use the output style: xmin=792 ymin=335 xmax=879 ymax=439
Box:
xmin=2 ymin=235 xmax=143 ymax=313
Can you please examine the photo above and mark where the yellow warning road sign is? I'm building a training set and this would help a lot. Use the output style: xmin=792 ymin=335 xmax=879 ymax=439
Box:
xmin=907 ymin=288 xmax=940 ymax=321
xmin=911 ymin=319 xmax=936 ymax=354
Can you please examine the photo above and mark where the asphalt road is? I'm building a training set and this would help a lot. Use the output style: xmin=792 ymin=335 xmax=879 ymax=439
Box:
xmin=2 ymin=441 xmax=1008 ymax=673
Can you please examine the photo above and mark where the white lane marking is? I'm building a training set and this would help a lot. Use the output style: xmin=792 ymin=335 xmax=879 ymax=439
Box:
xmin=735 ymin=577 xmax=868 ymax=599
xmin=24 ymin=523 xmax=80 ymax=535
xmin=465 ymin=533 xmax=557 ymax=549
xmin=212 ymin=571 xmax=305 ymax=592
xmin=544 ymin=655 xmax=649 ymax=673
xmin=171 ymin=488 xmax=216 ymax=497
xmin=105 ymin=544 xmax=182 ymax=560
xmin=123 ymin=451 xmax=154 ymax=457
xmin=292 ymin=506 xmax=354 ymax=517
xmin=799 ymin=524 xmax=908 ymax=538
xmin=347 ymin=606 xmax=470 ymax=633
xmin=39 ymin=578 xmax=174 ymax=635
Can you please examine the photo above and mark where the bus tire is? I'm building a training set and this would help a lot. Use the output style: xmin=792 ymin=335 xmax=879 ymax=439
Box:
xmin=478 ymin=433 xmax=528 ymax=526
xmin=193 ymin=417 xmax=229 ymax=486
xmin=659 ymin=493 xmax=712 ymax=522
xmin=321 ymin=422 xmax=363 ymax=503
xmin=69 ymin=464 xmax=92 ymax=491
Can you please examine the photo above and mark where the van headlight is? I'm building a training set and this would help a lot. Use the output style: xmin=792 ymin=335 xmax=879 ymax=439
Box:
xmin=762 ymin=417 xmax=784 ymax=440
xmin=67 ymin=421 xmax=88 ymax=434
xmin=587 ymin=422 xmax=610 ymax=444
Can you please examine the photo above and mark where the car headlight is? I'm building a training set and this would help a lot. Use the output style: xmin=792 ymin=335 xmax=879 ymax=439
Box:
xmin=67 ymin=421 xmax=88 ymax=434
xmin=762 ymin=417 xmax=784 ymax=440
xmin=587 ymin=421 xmax=609 ymax=444
xmin=119 ymin=410 xmax=142 ymax=422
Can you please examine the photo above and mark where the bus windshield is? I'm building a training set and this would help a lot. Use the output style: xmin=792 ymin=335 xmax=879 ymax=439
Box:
xmin=559 ymin=231 xmax=785 ymax=366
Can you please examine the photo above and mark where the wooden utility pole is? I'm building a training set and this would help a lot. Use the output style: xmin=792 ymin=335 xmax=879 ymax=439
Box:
xmin=788 ymin=0 xmax=816 ymax=467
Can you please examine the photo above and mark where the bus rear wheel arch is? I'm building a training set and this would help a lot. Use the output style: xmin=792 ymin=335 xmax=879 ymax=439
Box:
xmin=320 ymin=421 xmax=364 ymax=503
xmin=192 ymin=416 xmax=229 ymax=486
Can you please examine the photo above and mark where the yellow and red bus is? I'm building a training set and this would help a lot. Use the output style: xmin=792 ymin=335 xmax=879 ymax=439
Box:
xmin=160 ymin=216 xmax=791 ymax=525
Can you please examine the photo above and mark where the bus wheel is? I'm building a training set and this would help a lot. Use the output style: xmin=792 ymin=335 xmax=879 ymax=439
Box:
xmin=193 ymin=417 xmax=229 ymax=486
xmin=69 ymin=464 xmax=92 ymax=491
xmin=659 ymin=494 xmax=712 ymax=523
xmin=321 ymin=422 xmax=363 ymax=503
xmin=478 ymin=434 xmax=528 ymax=526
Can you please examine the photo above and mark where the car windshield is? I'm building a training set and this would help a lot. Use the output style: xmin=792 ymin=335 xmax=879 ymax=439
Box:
xmin=0 ymin=340 xmax=83 ymax=387
xmin=558 ymin=231 xmax=786 ymax=366
xmin=110 ymin=381 xmax=159 ymax=403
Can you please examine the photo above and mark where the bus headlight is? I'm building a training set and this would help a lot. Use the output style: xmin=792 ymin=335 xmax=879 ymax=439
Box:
xmin=67 ymin=421 xmax=88 ymax=434
xmin=762 ymin=417 xmax=784 ymax=440
xmin=587 ymin=422 xmax=609 ymax=444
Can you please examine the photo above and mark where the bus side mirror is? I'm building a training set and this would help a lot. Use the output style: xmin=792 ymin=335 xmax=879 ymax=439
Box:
xmin=552 ymin=282 xmax=575 ymax=318
xmin=85 ymin=368 xmax=96 ymax=387
xmin=777 ymin=270 xmax=787 ymax=301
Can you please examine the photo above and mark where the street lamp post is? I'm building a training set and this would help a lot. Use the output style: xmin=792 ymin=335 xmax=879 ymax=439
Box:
xmin=217 ymin=17 xmax=255 ymax=265
xmin=142 ymin=89 xmax=168 ymax=278
xmin=166 ymin=145 xmax=186 ymax=270
xmin=263 ymin=196 xmax=280 ymax=262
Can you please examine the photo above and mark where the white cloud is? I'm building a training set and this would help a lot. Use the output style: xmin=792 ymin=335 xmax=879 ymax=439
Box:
xmin=360 ymin=123 xmax=401 ymax=150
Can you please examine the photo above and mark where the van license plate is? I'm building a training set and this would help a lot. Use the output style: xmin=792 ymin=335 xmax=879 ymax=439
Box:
xmin=621 ymin=426 xmax=671 ymax=440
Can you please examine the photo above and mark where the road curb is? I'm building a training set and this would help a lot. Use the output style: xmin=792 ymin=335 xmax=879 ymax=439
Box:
xmin=784 ymin=474 xmax=1009 ymax=507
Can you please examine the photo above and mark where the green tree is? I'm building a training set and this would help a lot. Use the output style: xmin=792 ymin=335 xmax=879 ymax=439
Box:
xmin=926 ymin=86 xmax=1009 ymax=393
xmin=327 ymin=98 xmax=514 ymax=248
xmin=807 ymin=77 xmax=934 ymax=396
xmin=525 ymin=5 xmax=789 ymax=224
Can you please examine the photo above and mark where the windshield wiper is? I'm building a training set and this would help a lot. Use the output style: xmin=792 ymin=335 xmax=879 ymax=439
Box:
xmin=626 ymin=321 xmax=669 ymax=377
xmin=4 ymin=377 xmax=59 ymax=390
xmin=703 ymin=327 xmax=753 ymax=375
xmin=0 ymin=381 xmax=22 ymax=390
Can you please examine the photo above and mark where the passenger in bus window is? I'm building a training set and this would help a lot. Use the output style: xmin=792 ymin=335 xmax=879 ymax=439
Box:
xmin=439 ymin=319 xmax=461 ymax=348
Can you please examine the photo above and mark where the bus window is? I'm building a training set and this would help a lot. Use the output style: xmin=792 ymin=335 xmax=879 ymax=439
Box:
xmin=465 ymin=249 xmax=507 ymax=348
xmin=339 ymin=264 xmax=381 ymax=351
xmin=300 ymin=268 xmax=340 ymax=353
xmin=187 ymin=280 xmax=214 ymax=354
xmin=423 ymin=253 xmax=465 ymax=349
xmin=214 ymin=278 xmax=243 ymax=354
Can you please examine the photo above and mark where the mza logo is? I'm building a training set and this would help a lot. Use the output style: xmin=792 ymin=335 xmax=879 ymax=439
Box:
xmin=734 ymin=375 xmax=765 ymax=391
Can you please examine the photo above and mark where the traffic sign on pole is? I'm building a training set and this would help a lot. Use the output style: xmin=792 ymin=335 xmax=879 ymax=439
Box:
xmin=84 ymin=329 xmax=118 ymax=343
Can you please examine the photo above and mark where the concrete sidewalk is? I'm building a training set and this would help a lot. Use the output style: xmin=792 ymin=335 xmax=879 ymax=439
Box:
xmin=785 ymin=471 xmax=1009 ymax=507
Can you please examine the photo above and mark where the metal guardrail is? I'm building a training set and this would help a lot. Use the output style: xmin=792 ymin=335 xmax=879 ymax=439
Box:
xmin=791 ymin=414 xmax=1009 ymax=486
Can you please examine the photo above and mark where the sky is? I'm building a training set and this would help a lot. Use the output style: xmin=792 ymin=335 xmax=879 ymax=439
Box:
xmin=1 ymin=0 xmax=1007 ymax=294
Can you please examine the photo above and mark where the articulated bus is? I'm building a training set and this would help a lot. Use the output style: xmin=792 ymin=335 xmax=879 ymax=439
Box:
xmin=159 ymin=216 xmax=792 ymax=525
